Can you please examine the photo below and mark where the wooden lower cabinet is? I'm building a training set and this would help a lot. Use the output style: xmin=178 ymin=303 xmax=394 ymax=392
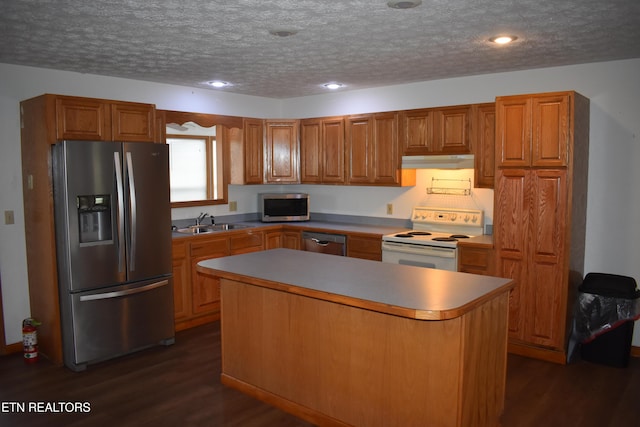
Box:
xmin=265 ymin=229 xmax=301 ymax=250
xmin=346 ymin=234 xmax=382 ymax=261
xmin=458 ymin=244 xmax=494 ymax=276
xmin=173 ymin=230 xmax=265 ymax=331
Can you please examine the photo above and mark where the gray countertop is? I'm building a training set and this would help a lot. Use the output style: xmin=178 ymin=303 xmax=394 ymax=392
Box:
xmin=198 ymin=248 xmax=511 ymax=320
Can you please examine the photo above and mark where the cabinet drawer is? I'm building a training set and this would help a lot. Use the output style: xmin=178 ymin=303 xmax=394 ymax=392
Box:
xmin=230 ymin=232 xmax=264 ymax=254
xmin=190 ymin=237 xmax=230 ymax=258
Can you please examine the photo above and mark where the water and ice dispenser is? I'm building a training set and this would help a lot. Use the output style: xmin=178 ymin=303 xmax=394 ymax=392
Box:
xmin=77 ymin=195 xmax=112 ymax=244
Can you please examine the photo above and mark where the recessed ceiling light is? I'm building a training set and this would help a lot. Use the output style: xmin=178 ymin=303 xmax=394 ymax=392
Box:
xmin=323 ymin=83 xmax=344 ymax=90
xmin=269 ymin=29 xmax=298 ymax=37
xmin=207 ymin=80 xmax=230 ymax=88
xmin=387 ymin=0 xmax=422 ymax=9
xmin=489 ymin=35 xmax=518 ymax=45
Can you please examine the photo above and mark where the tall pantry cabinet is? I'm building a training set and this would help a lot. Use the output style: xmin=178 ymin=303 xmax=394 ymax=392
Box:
xmin=494 ymin=91 xmax=590 ymax=364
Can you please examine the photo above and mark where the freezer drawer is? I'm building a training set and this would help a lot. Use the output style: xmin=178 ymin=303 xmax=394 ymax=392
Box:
xmin=64 ymin=277 xmax=175 ymax=371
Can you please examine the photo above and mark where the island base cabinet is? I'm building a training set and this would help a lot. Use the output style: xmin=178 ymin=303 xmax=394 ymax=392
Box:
xmin=220 ymin=279 xmax=509 ymax=427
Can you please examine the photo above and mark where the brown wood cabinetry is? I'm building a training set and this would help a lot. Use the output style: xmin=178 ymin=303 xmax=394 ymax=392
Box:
xmin=400 ymin=104 xmax=472 ymax=155
xmin=265 ymin=229 xmax=302 ymax=249
xmin=346 ymin=234 xmax=382 ymax=261
xmin=54 ymin=95 xmax=156 ymax=143
xmin=346 ymin=113 xmax=415 ymax=186
xmin=458 ymin=244 xmax=494 ymax=276
xmin=300 ymin=117 xmax=346 ymax=184
xmin=493 ymin=91 xmax=589 ymax=363
xmin=472 ymin=103 xmax=496 ymax=188
xmin=171 ymin=240 xmax=191 ymax=322
xmin=496 ymin=93 xmax=570 ymax=168
xmin=265 ymin=120 xmax=300 ymax=183
xmin=174 ymin=230 xmax=265 ymax=331
xmin=234 ymin=118 xmax=264 ymax=184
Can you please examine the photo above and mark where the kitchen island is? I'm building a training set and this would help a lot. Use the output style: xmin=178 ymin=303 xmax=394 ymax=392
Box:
xmin=197 ymin=249 xmax=514 ymax=427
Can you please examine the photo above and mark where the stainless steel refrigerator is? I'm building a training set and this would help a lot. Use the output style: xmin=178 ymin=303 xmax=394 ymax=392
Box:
xmin=52 ymin=140 xmax=174 ymax=371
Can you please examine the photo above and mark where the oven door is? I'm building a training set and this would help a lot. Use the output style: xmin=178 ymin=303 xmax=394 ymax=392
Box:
xmin=381 ymin=241 xmax=458 ymax=271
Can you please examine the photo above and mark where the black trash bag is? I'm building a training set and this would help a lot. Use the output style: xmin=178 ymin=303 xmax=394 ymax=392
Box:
xmin=567 ymin=273 xmax=640 ymax=363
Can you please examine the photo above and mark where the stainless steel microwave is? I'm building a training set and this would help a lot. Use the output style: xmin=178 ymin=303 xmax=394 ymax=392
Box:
xmin=259 ymin=193 xmax=310 ymax=222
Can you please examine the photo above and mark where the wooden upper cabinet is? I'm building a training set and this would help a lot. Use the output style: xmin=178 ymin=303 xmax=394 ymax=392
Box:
xmin=400 ymin=108 xmax=435 ymax=155
xmin=372 ymin=112 xmax=401 ymax=185
xmin=243 ymin=118 xmax=265 ymax=184
xmin=56 ymin=97 xmax=111 ymax=141
xmin=346 ymin=115 xmax=374 ymax=184
xmin=472 ymin=103 xmax=496 ymax=188
xmin=434 ymin=105 xmax=472 ymax=153
xmin=300 ymin=117 xmax=345 ymax=184
xmin=265 ymin=120 xmax=300 ymax=183
xmin=111 ymin=102 xmax=156 ymax=142
xmin=401 ymin=105 xmax=471 ymax=155
xmin=54 ymin=95 xmax=156 ymax=143
xmin=531 ymin=94 xmax=569 ymax=167
xmin=496 ymin=93 xmax=569 ymax=168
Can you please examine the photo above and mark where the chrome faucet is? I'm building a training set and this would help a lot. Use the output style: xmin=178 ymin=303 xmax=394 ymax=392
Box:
xmin=195 ymin=212 xmax=209 ymax=226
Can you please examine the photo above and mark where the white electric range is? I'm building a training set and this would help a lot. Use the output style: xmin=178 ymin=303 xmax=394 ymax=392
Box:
xmin=381 ymin=207 xmax=484 ymax=271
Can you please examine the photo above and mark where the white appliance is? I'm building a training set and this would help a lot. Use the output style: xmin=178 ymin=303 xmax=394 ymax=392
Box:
xmin=381 ymin=207 xmax=484 ymax=271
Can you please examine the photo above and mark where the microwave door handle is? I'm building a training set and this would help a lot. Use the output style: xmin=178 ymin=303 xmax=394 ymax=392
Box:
xmin=114 ymin=152 xmax=126 ymax=276
xmin=126 ymin=151 xmax=137 ymax=272
xmin=79 ymin=280 xmax=169 ymax=302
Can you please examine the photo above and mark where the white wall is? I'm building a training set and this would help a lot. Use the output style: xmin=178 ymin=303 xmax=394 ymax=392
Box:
xmin=1 ymin=59 xmax=639 ymax=347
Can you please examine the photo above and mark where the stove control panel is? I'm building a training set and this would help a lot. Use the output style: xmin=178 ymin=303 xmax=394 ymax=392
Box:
xmin=412 ymin=207 xmax=483 ymax=227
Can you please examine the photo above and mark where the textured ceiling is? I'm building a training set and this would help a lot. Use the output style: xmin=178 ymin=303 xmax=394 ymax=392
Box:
xmin=1 ymin=0 xmax=639 ymax=99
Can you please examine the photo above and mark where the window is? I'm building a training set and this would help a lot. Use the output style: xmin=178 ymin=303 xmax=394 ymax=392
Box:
xmin=166 ymin=122 xmax=226 ymax=207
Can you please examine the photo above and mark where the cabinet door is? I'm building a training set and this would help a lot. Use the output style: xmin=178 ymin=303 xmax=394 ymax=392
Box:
xmin=282 ymin=230 xmax=301 ymax=249
xmin=300 ymin=119 xmax=322 ymax=183
xmin=55 ymin=97 xmax=111 ymax=141
xmin=494 ymin=168 xmax=530 ymax=340
xmin=265 ymin=120 xmax=299 ymax=183
xmin=190 ymin=237 xmax=230 ymax=315
xmin=265 ymin=230 xmax=282 ymax=249
xmin=473 ymin=103 xmax=496 ymax=188
xmin=347 ymin=235 xmax=382 ymax=261
xmin=171 ymin=240 xmax=191 ymax=321
xmin=372 ymin=112 xmax=400 ymax=185
xmin=496 ymin=96 xmax=531 ymax=168
xmin=322 ymin=118 xmax=346 ymax=183
xmin=458 ymin=245 xmax=494 ymax=276
xmin=531 ymin=94 xmax=569 ymax=167
xmin=401 ymin=108 xmax=435 ymax=155
xmin=525 ymin=169 xmax=568 ymax=347
xmin=435 ymin=106 xmax=471 ymax=153
xmin=346 ymin=115 xmax=374 ymax=184
xmin=243 ymin=118 xmax=264 ymax=184
xmin=111 ymin=102 xmax=156 ymax=142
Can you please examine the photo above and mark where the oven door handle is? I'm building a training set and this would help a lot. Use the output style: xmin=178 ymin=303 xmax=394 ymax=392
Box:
xmin=382 ymin=241 xmax=456 ymax=258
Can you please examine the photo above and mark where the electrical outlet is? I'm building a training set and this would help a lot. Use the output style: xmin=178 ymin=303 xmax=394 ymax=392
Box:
xmin=5 ymin=210 xmax=15 ymax=225
xmin=229 ymin=201 xmax=237 ymax=212
xmin=386 ymin=203 xmax=393 ymax=215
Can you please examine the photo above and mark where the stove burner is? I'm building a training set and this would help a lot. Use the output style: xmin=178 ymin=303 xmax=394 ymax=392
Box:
xmin=432 ymin=237 xmax=458 ymax=242
xmin=449 ymin=234 xmax=469 ymax=239
xmin=408 ymin=231 xmax=432 ymax=236
xmin=394 ymin=233 xmax=415 ymax=238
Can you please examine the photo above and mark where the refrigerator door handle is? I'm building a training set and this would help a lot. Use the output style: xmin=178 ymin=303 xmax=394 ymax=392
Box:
xmin=126 ymin=151 xmax=137 ymax=271
xmin=114 ymin=152 xmax=126 ymax=275
xmin=79 ymin=280 xmax=169 ymax=302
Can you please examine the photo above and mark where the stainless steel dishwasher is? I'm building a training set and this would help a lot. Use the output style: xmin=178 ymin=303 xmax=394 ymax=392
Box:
xmin=302 ymin=231 xmax=346 ymax=256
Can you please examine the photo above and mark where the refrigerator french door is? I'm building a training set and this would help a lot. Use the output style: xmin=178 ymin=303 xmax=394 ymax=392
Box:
xmin=53 ymin=140 xmax=174 ymax=371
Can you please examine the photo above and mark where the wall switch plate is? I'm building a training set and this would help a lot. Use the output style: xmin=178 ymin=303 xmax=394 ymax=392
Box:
xmin=4 ymin=210 xmax=15 ymax=225
xmin=229 ymin=201 xmax=237 ymax=212
xmin=386 ymin=204 xmax=393 ymax=215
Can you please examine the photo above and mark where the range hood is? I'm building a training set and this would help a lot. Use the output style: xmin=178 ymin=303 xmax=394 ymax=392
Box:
xmin=401 ymin=154 xmax=475 ymax=169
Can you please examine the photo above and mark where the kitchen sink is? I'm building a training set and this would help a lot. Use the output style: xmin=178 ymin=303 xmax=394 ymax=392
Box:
xmin=174 ymin=223 xmax=253 ymax=235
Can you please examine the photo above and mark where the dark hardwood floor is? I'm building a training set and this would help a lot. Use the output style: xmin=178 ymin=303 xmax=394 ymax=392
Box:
xmin=1 ymin=322 xmax=638 ymax=426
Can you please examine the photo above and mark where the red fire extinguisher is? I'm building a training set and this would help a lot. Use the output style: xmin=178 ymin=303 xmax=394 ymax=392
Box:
xmin=22 ymin=318 xmax=41 ymax=363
